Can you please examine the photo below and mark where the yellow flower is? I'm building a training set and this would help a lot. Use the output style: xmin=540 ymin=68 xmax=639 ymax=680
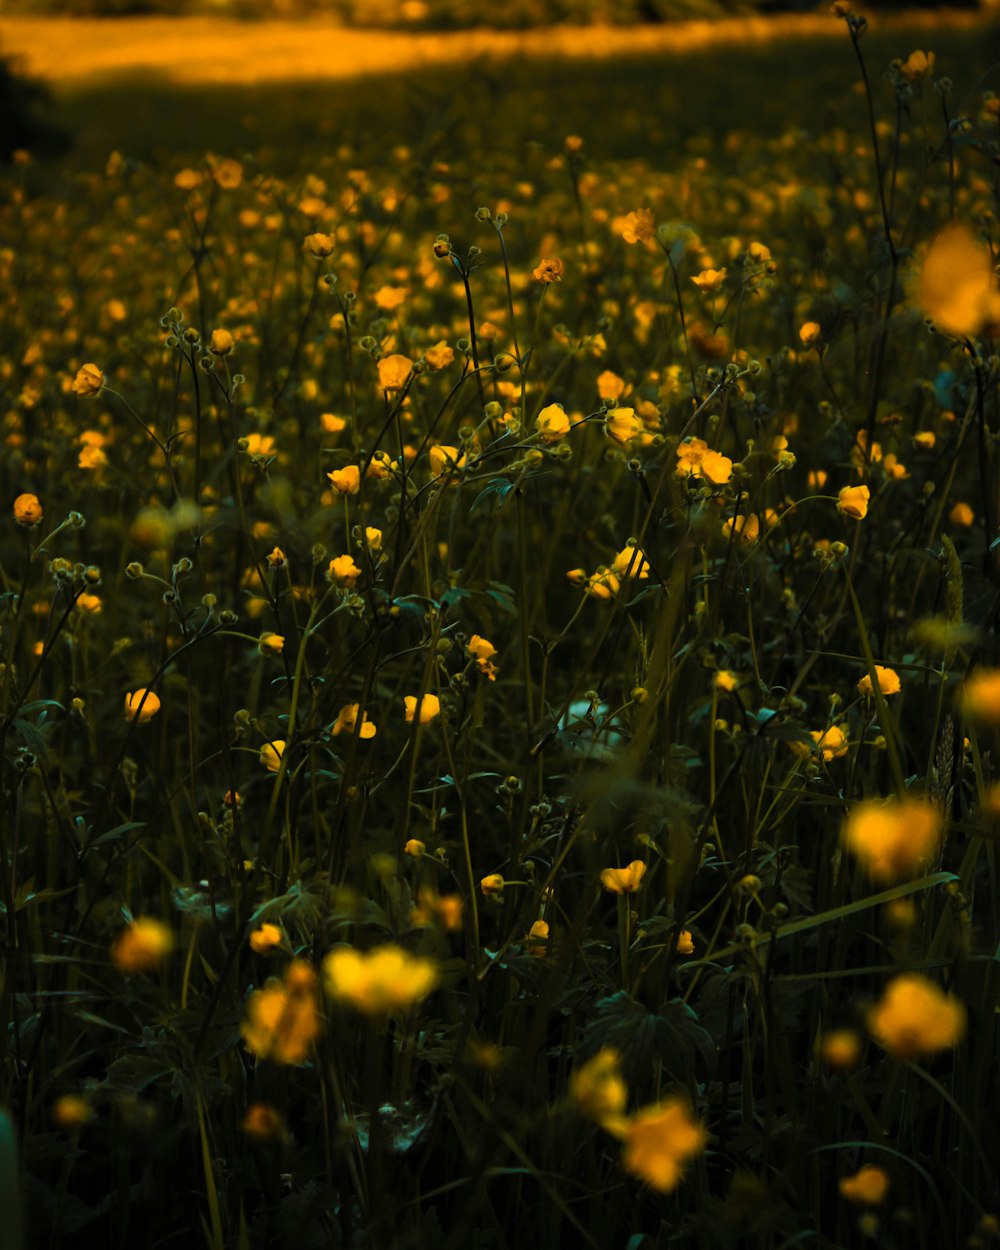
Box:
xmin=429 ymin=444 xmax=465 ymax=478
xmin=715 ymin=670 xmax=738 ymax=692
xmin=837 ymin=484 xmax=870 ymax=520
xmin=467 ymin=634 xmax=498 ymax=680
xmin=842 ymin=797 xmax=943 ymax=882
xmin=249 ymin=923 xmax=283 ymax=953
xmin=209 ymin=328 xmax=234 ymax=356
xmin=960 ymin=668 xmax=1000 ymax=723
xmin=259 ymin=740 xmax=286 ymax=772
xmin=570 ymin=1048 xmax=628 ymax=1129
xmin=411 ymin=887 xmax=463 ymax=932
xmin=13 ymin=493 xmax=42 ymax=526
xmin=258 ymin=632 xmax=285 ymax=657
xmin=52 ymin=1094 xmax=92 ymax=1129
xmin=213 ymin=158 xmax=243 ymax=189
xmin=326 ymin=554 xmax=362 ymax=587
xmin=72 ymin=362 xmax=104 ymax=397
xmin=267 ymin=546 xmax=286 ymax=568
xmin=367 ymin=450 xmax=397 ymax=479
xmin=612 ymin=543 xmax=650 ymax=580
xmin=532 ymin=257 xmax=564 ymax=283
xmin=124 ymin=688 xmax=160 ymax=725
xmin=567 ymin=567 xmax=621 ymax=600
xmin=857 ymin=665 xmax=901 ymax=697
xmin=244 ymin=433 xmax=276 ymax=458
xmin=799 ymin=320 xmax=822 ymax=346
xmin=604 ymin=406 xmax=644 ymax=448
xmin=480 ymin=872 xmax=504 ymax=897
xmin=839 ymin=1166 xmax=890 ymax=1206
xmin=722 ymin=514 xmax=759 ymax=544
xmin=377 ymin=354 xmax=413 ymax=391
xmin=331 ymin=703 xmax=376 ymax=739
xmin=174 ymin=167 xmax=203 ymax=191
xmin=919 ymin=222 xmax=1000 ymax=339
xmin=600 ymin=860 xmax=647 ymax=894
xmin=242 ymin=961 xmax=321 ymax=1064
xmin=363 ymin=527 xmax=382 ymax=552
xmin=536 ymin=403 xmax=571 ymax=444
xmin=242 ymin=1104 xmax=284 ymax=1139
xmin=596 ymin=370 xmax=627 ymax=400
xmin=620 ymin=1097 xmax=707 ymax=1192
xmin=323 ymin=943 xmax=437 ymax=1014
xmin=791 ymin=725 xmax=848 ymax=762
xmin=321 ymin=412 xmax=347 ymax=435
xmin=620 ymin=208 xmax=655 ymax=245
xmin=404 ymin=838 xmax=426 ymax=858
xmin=111 ymin=917 xmax=173 ymax=973
xmin=868 ymin=973 xmax=966 ymax=1059
xmin=820 ymin=1029 xmax=862 ymax=1069
xmin=699 ymin=450 xmax=733 ymax=486
xmin=949 ymin=501 xmax=975 ymax=527
xmin=690 ymin=268 xmax=727 ymax=292
xmin=304 ymin=232 xmax=335 ymax=259
xmin=404 ymin=693 xmax=440 ymax=725
xmin=424 ymin=341 xmax=454 ymax=370
xmin=526 ymin=919 xmax=550 ymax=957
xmin=675 ymin=437 xmax=709 ymax=477
xmin=676 ymin=930 xmax=695 ymax=955
xmin=899 ymin=49 xmax=935 ymax=81
xmin=76 ymin=593 xmax=102 ymax=614
xmin=327 ymin=464 xmax=361 ymax=495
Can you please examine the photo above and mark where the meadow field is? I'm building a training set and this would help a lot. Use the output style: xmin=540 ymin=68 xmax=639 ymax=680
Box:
xmin=2 ymin=10 xmax=1000 ymax=1249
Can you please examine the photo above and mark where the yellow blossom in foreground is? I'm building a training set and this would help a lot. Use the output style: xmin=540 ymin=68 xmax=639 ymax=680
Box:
xmin=258 ymin=632 xmax=284 ymax=657
xmin=536 ymin=403 xmax=571 ymax=443
xmin=699 ymin=450 xmax=734 ymax=486
xmin=722 ymin=513 xmax=759 ymax=544
xmin=960 ymin=668 xmax=1000 ymax=724
xmin=821 ymin=1029 xmax=862 ymax=1069
xmin=799 ymin=320 xmax=822 ymax=346
xmin=267 ymin=546 xmax=286 ymax=568
xmin=323 ymin=944 xmax=437 ymax=1014
xmin=249 ymin=923 xmax=283 ymax=954
xmin=676 ymin=930 xmax=695 ymax=955
xmin=259 ymin=740 xmax=286 ymax=773
xmin=857 ymin=665 xmax=901 ymax=697
xmin=303 ymin=232 xmax=335 ymax=259
xmin=620 ymin=1097 xmax=707 ymax=1192
xmin=13 ymin=493 xmax=42 ymax=525
xmin=605 ymin=406 xmax=644 ymax=448
xmin=919 ymin=221 xmax=1000 ymax=339
xmin=424 ymin=341 xmax=454 ymax=370
xmin=612 ymin=543 xmax=650 ymax=580
xmin=377 ymin=353 xmax=413 ymax=390
xmin=404 ymin=838 xmax=425 ymax=858
xmin=571 ymin=1048 xmax=628 ymax=1129
xmin=690 ymin=267 xmax=727 ymax=292
xmin=480 ymin=873 xmax=504 ymax=897
xmin=533 ymin=257 xmax=564 ymax=283
xmin=331 ymin=703 xmax=376 ymax=739
xmin=868 ymin=974 xmax=966 ymax=1059
xmin=242 ymin=961 xmax=321 ymax=1064
xmin=72 ymin=362 xmax=104 ymax=397
xmin=326 ymin=554 xmax=362 ymax=587
xmin=839 ymin=1166 xmax=890 ymax=1206
xmin=715 ymin=670 xmax=738 ymax=692
xmin=526 ymin=919 xmax=550 ymax=957
xmin=111 ymin=917 xmax=173 ymax=973
xmin=404 ymin=693 xmax=440 ymax=725
xmin=567 ymin=567 xmax=621 ymax=600
xmin=600 ymin=861 xmax=647 ymax=894
xmin=209 ymin=328 xmax=234 ymax=356
xmin=124 ymin=688 xmax=160 ymax=725
xmin=327 ymin=465 xmax=360 ymax=495
xmin=792 ymin=725 xmax=848 ymax=762
xmin=842 ymin=797 xmax=943 ymax=882
xmin=675 ymin=436 xmax=709 ymax=477
xmin=899 ymin=49 xmax=935 ymax=81
xmin=837 ymin=484 xmax=870 ymax=519
xmin=467 ymin=634 xmax=498 ymax=680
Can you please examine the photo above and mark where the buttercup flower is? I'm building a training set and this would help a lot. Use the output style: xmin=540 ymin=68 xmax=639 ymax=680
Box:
xmin=242 ymin=960 xmax=321 ymax=1064
xmin=404 ymin=693 xmax=440 ymax=725
xmin=600 ymin=860 xmax=647 ymax=894
xmin=249 ymin=923 xmax=283 ymax=953
xmin=857 ymin=666 xmax=901 ymax=697
xmin=429 ymin=444 xmax=465 ymax=478
xmin=258 ymin=632 xmax=285 ymax=657
xmin=676 ymin=930 xmax=695 ymax=955
xmin=323 ymin=943 xmax=437 ymax=1014
xmin=13 ymin=493 xmax=42 ymax=526
xmin=868 ymin=973 xmax=966 ymax=1059
xmin=411 ymin=887 xmax=463 ymax=931
xmin=675 ymin=437 xmax=709 ymax=477
xmin=326 ymin=554 xmax=362 ymax=587
xmin=480 ymin=873 xmax=504 ymax=897
xmin=567 ymin=567 xmax=620 ymax=599
xmin=821 ymin=1029 xmax=862 ymax=1069
xmin=72 ymin=363 xmax=104 ymax=397
xmin=124 ymin=688 xmax=160 ymax=725
xmin=111 ymin=917 xmax=174 ymax=973
xmin=791 ymin=725 xmax=847 ymax=762
xmin=259 ymin=740 xmax=286 ymax=772
xmin=424 ymin=341 xmax=454 ymax=370
xmin=536 ymin=404 xmax=571 ymax=444
xmin=242 ymin=1104 xmax=284 ymax=1139
xmin=605 ymin=406 xmax=644 ymax=448
xmin=839 ymin=1166 xmax=890 ymax=1206
xmin=621 ymin=208 xmax=655 ymax=245
xmin=209 ymin=329 xmax=234 ymax=356
xmin=799 ymin=321 xmax=822 ymax=346
xmin=620 ymin=1097 xmax=707 ymax=1192
xmin=612 ymin=543 xmax=650 ymax=580
xmin=327 ymin=465 xmax=361 ymax=495
xmin=919 ymin=222 xmax=1000 ymax=339
xmin=715 ymin=670 xmax=738 ymax=692
xmin=526 ymin=919 xmax=550 ymax=957
xmin=722 ymin=514 xmax=759 ymax=544
xmin=304 ymin=232 xmax=335 ymax=259
xmin=699 ymin=450 xmax=733 ymax=486
xmin=331 ymin=703 xmax=376 ymax=739
xmin=960 ymin=668 xmax=1000 ymax=723
xmin=533 ymin=257 xmax=564 ymax=283
xmin=467 ymin=635 xmax=498 ymax=680
xmin=837 ymin=484 xmax=870 ymax=520
xmin=570 ymin=1048 xmax=628 ymax=1130
xmin=949 ymin=501 xmax=975 ymax=527
xmin=404 ymin=838 xmax=425 ymax=858
xmin=213 ymin=158 xmax=243 ymax=189
xmin=690 ymin=268 xmax=727 ymax=292
xmin=842 ymin=796 xmax=943 ymax=881
xmin=899 ymin=49 xmax=935 ymax=81
xmin=377 ymin=354 xmax=413 ymax=391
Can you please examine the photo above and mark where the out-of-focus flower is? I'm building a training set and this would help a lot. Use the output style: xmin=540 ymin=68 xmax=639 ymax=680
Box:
xmin=600 ymin=861 xmax=647 ymax=894
xmin=837 ymin=484 xmax=870 ymax=519
xmin=411 ymin=887 xmax=463 ymax=931
xmin=377 ymin=354 xmax=413 ymax=391
xmin=620 ymin=1097 xmax=707 ymax=1191
xmin=839 ymin=1166 xmax=890 ymax=1206
xmin=919 ymin=222 xmax=1000 ymax=338
xmin=331 ymin=703 xmax=376 ymax=739
xmin=722 ymin=514 xmax=759 ymax=543
xmin=620 ymin=208 xmax=655 ymax=245
xmin=842 ymin=796 xmax=943 ymax=881
xmin=899 ymin=49 xmax=935 ymax=81
xmin=821 ymin=1029 xmax=862 ymax=1069
xmin=209 ymin=329 xmax=234 ymax=356
xmin=429 ymin=444 xmax=465 ymax=478
xmin=304 ymin=232 xmax=335 ymax=259
xmin=799 ymin=321 xmax=822 ymax=346
xmin=323 ymin=943 xmax=437 ymax=1014
xmin=111 ymin=917 xmax=173 ymax=973
xmin=72 ymin=363 xmax=104 ymax=397
xmin=949 ymin=501 xmax=975 ymax=527
xmin=533 ymin=257 xmax=564 ymax=283
xmin=868 ymin=973 xmax=966 ymax=1059
xmin=690 ymin=268 xmax=726 ymax=292
xmin=249 ymin=923 xmax=283 ymax=954
xmin=267 ymin=546 xmax=286 ymax=568
xmin=404 ymin=838 xmax=426 ymax=858
xmin=424 ymin=341 xmax=454 ymax=370
xmin=213 ymin=158 xmax=243 ymax=189
xmin=404 ymin=693 xmax=440 ymax=725
xmin=242 ymin=961 xmax=321 ymax=1064
xmin=52 ymin=1094 xmax=92 ymax=1129
xmin=570 ymin=1048 xmax=628 ymax=1130
xmin=242 ymin=1104 xmax=284 ymax=1139
xmin=174 ymin=168 xmax=203 ymax=191
xmin=13 ymin=493 xmax=42 ymax=526
xmin=960 ymin=668 xmax=1000 ymax=723
xmin=124 ymin=688 xmax=160 ymax=724
xmin=715 ymin=671 xmax=738 ymax=692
